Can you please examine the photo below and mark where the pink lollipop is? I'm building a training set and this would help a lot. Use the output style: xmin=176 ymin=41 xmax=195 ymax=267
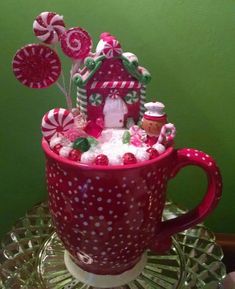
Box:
xmin=33 ymin=12 xmax=66 ymax=44
xmin=102 ymin=38 xmax=122 ymax=58
xmin=12 ymin=44 xmax=61 ymax=88
xmin=60 ymin=27 xmax=92 ymax=59
xmin=41 ymin=108 xmax=74 ymax=141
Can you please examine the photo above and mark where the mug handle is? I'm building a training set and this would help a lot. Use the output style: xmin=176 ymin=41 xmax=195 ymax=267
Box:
xmin=149 ymin=148 xmax=222 ymax=253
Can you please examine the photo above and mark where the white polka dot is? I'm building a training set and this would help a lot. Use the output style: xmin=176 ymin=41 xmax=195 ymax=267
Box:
xmin=87 ymin=179 xmax=92 ymax=183
xmin=107 ymin=199 xmax=112 ymax=203
xmin=75 ymin=197 xmax=79 ymax=202
xmin=83 ymin=221 xmax=88 ymax=226
xmin=96 ymin=176 xmax=100 ymax=180
xmin=99 ymin=215 xmax=104 ymax=220
xmin=95 ymin=222 xmax=100 ymax=227
xmin=117 ymin=193 xmax=122 ymax=198
xmin=68 ymin=181 xmax=73 ymax=187
xmin=98 ymin=188 xmax=104 ymax=192
xmin=80 ymin=213 xmax=84 ymax=218
xmin=107 ymin=227 xmax=112 ymax=231
xmin=90 ymin=186 xmax=94 ymax=190
xmin=59 ymin=179 xmax=63 ymax=183
xmin=109 ymin=210 xmax=113 ymax=215
xmin=93 ymin=246 xmax=98 ymax=250
xmin=97 ymin=197 xmax=102 ymax=201
xmin=98 ymin=207 xmax=103 ymax=211
xmin=83 ymin=193 xmax=88 ymax=198
xmin=89 ymin=216 xmax=94 ymax=220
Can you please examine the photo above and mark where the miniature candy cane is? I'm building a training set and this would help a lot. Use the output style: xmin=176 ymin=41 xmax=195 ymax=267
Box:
xmin=157 ymin=123 xmax=176 ymax=146
xmin=89 ymin=93 xmax=103 ymax=106
xmin=33 ymin=12 xmax=66 ymax=44
xmin=41 ymin=108 xmax=74 ymax=141
xmin=102 ymin=38 xmax=122 ymax=58
xmin=125 ymin=91 xmax=139 ymax=104
xmin=12 ymin=44 xmax=61 ymax=88
xmin=129 ymin=125 xmax=147 ymax=147
xmin=60 ymin=27 xmax=92 ymax=59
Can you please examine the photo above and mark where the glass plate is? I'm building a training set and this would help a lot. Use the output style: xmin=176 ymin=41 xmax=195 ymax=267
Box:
xmin=0 ymin=201 xmax=226 ymax=289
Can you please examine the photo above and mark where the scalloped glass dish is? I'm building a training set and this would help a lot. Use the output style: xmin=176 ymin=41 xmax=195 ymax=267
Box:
xmin=0 ymin=201 xmax=226 ymax=289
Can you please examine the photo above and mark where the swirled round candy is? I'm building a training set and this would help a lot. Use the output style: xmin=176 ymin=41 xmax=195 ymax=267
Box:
xmin=60 ymin=27 xmax=92 ymax=59
xmin=33 ymin=12 xmax=66 ymax=44
xmin=12 ymin=44 xmax=61 ymax=88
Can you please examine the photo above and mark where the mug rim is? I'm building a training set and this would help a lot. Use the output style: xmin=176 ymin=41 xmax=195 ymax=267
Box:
xmin=42 ymin=138 xmax=174 ymax=171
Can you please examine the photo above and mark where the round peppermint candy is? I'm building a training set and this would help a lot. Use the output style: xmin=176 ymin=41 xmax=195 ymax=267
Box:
xmin=33 ymin=12 xmax=66 ymax=44
xmin=102 ymin=38 xmax=122 ymax=58
xmin=12 ymin=44 xmax=61 ymax=88
xmin=60 ymin=27 xmax=92 ymax=59
xmin=41 ymin=108 xmax=74 ymax=141
xmin=89 ymin=93 xmax=103 ymax=106
xmin=125 ymin=91 xmax=139 ymax=104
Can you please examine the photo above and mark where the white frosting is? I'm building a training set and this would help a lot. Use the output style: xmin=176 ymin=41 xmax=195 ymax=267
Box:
xmin=59 ymin=146 xmax=73 ymax=158
xmin=79 ymin=129 xmax=152 ymax=165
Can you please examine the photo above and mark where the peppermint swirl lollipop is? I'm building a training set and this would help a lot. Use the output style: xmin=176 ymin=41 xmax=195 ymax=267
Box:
xmin=102 ymin=38 xmax=122 ymax=58
xmin=60 ymin=27 xmax=92 ymax=59
xmin=41 ymin=108 xmax=74 ymax=141
xmin=33 ymin=12 xmax=66 ymax=44
xmin=12 ymin=44 xmax=61 ymax=88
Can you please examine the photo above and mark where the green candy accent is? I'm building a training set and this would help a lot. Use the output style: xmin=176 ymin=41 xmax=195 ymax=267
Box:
xmin=85 ymin=57 xmax=96 ymax=70
xmin=87 ymin=137 xmax=98 ymax=147
xmin=121 ymin=55 xmax=151 ymax=85
xmin=74 ymin=75 xmax=84 ymax=87
xmin=125 ymin=91 xmax=139 ymax=104
xmin=122 ymin=131 xmax=131 ymax=144
xmin=73 ymin=137 xmax=90 ymax=152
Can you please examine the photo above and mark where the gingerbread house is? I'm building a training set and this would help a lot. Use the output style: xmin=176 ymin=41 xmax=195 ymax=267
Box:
xmin=73 ymin=33 xmax=151 ymax=128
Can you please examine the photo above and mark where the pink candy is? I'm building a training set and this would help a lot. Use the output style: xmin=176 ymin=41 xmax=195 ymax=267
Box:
xmin=102 ymin=38 xmax=122 ymax=58
xmin=129 ymin=125 xmax=147 ymax=147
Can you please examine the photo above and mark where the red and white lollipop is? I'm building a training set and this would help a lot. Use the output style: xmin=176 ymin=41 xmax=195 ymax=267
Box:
xmin=102 ymin=38 xmax=122 ymax=58
xmin=60 ymin=27 xmax=92 ymax=59
xmin=33 ymin=12 xmax=66 ymax=44
xmin=41 ymin=108 xmax=74 ymax=141
xmin=12 ymin=44 xmax=61 ymax=88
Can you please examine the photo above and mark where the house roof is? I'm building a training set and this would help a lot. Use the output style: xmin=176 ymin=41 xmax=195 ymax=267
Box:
xmin=73 ymin=34 xmax=151 ymax=88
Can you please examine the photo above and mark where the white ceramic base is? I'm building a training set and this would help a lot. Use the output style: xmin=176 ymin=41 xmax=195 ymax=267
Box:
xmin=64 ymin=250 xmax=147 ymax=288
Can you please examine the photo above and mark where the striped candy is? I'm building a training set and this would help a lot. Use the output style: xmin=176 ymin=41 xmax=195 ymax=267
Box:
xmin=41 ymin=108 xmax=74 ymax=141
xmin=125 ymin=91 xmax=139 ymax=104
xmin=90 ymin=81 xmax=141 ymax=90
xmin=157 ymin=123 xmax=176 ymax=146
xmin=102 ymin=39 xmax=122 ymax=59
xmin=89 ymin=93 xmax=103 ymax=106
xmin=12 ymin=44 xmax=61 ymax=88
xmin=60 ymin=27 xmax=92 ymax=60
xmin=33 ymin=12 xmax=66 ymax=44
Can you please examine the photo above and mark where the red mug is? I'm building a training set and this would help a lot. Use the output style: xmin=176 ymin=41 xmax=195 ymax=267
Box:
xmin=42 ymin=139 xmax=222 ymax=287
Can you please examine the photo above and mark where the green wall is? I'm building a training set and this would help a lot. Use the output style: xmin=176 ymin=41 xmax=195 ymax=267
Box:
xmin=0 ymin=0 xmax=234 ymax=237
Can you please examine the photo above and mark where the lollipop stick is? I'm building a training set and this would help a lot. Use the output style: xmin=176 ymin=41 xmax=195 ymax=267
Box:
xmin=56 ymin=81 xmax=73 ymax=110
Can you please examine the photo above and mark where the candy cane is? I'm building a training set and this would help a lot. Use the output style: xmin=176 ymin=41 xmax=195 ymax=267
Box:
xmin=33 ymin=12 xmax=66 ymax=44
xmin=41 ymin=108 xmax=74 ymax=141
xmin=157 ymin=123 xmax=176 ymax=146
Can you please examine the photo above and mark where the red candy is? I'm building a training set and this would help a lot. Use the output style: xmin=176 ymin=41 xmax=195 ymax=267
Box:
xmin=33 ymin=12 xmax=66 ymax=44
xmin=69 ymin=149 xmax=82 ymax=161
xmin=12 ymin=44 xmax=61 ymax=88
xmin=147 ymin=148 xmax=159 ymax=160
xmin=123 ymin=153 xmax=137 ymax=165
xmin=60 ymin=27 xmax=92 ymax=59
xmin=53 ymin=144 xmax=62 ymax=154
xmin=95 ymin=154 xmax=109 ymax=166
